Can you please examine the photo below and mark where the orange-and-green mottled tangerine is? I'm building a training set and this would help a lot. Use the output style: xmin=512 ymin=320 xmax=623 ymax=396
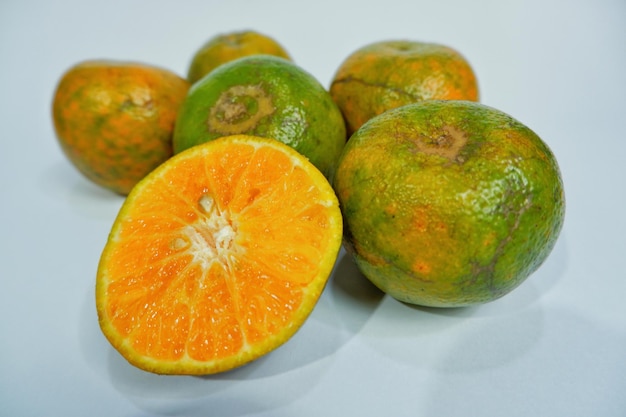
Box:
xmin=330 ymin=40 xmax=479 ymax=136
xmin=52 ymin=60 xmax=190 ymax=195
xmin=187 ymin=30 xmax=292 ymax=84
xmin=333 ymin=100 xmax=565 ymax=307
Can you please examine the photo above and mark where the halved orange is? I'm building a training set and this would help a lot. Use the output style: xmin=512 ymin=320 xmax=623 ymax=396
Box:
xmin=96 ymin=135 xmax=343 ymax=375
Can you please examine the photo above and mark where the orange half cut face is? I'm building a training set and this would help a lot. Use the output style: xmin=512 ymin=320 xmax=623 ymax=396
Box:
xmin=96 ymin=135 xmax=343 ymax=375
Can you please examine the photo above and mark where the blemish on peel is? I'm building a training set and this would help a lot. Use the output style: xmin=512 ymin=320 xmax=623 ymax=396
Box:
xmin=413 ymin=125 xmax=468 ymax=162
xmin=207 ymin=84 xmax=275 ymax=135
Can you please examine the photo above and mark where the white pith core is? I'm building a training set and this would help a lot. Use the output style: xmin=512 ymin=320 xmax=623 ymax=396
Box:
xmin=176 ymin=193 xmax=239 ymax=275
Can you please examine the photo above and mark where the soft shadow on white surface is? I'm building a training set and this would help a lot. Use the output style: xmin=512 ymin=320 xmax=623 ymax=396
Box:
xmin=104 ymin=349 xmax=334 ymax=417
xmin=422 ymin=307 xmax=626 ymax=417
xmin=38 ymin=160 xmax=124 ymax=220
xmin=324 ymin=252 xmax=385 ymax=333
xmin=352 ymin=294 xmax=544 ymax=373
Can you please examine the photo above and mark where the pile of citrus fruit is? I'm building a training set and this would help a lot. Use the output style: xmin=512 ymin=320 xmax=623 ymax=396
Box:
xmin=52 ymin=30 xmax=565 ymax=375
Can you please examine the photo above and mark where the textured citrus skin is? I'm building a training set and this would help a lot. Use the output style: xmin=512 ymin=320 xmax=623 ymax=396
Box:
xmin=330 ymin=40 xmax=479 ymax=136
xmin=187 ymin=30 xmax=292 ymax=84
xmin=52 ymin=60 xmax=190 ymax=195
xmin=96 ymin=135 xmax=343 ymax=375
xmin=174 ymin=55 xmax=346 ymax=179
xmin=333 ymin=101 xmax=565 ymax=307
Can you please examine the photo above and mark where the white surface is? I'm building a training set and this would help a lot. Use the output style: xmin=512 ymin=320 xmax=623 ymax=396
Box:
xmin=1 ymin=0 xmax=625 ymax=416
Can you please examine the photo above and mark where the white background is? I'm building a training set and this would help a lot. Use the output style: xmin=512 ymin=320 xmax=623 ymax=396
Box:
xmin=1 ymin=0 xmax=625 ymax=416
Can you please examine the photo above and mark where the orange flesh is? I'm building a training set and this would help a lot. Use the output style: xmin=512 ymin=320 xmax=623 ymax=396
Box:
xmin=99 ymin=139 xmax=338 ymax=366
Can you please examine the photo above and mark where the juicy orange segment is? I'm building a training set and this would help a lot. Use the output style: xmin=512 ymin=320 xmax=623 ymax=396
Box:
xmin=96 ymin=135 xmax=342 ymax=375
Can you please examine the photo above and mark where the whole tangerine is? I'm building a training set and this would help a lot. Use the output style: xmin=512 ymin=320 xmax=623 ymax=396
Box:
xmin=332 ymin=100 xmax=565 ymax=307
xmin=330 ymin=40 xmax=479 ymax=136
